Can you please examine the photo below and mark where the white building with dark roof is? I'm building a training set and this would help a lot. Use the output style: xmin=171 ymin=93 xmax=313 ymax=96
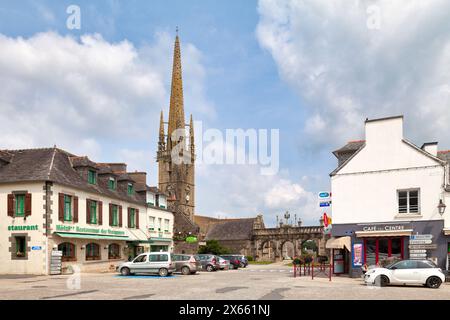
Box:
xmin=329 ymin=116 xmax=450 ymax=277
xmin=0 ymin=147 xmax=173 ymax=275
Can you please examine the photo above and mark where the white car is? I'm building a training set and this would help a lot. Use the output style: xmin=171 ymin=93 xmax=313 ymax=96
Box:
xmin=364 ymin=259 xmax=445 ymax=288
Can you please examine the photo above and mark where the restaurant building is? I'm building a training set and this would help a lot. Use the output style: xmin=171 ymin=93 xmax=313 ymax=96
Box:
xmin=0 ymin=147 xmax=173 ymax=275
xmin=329 ymin=116 xmax=450 ymax=277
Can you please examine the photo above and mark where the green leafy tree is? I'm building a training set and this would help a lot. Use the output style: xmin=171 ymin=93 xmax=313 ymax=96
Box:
xmin=197 ymin=240 xmax=231 ymax=255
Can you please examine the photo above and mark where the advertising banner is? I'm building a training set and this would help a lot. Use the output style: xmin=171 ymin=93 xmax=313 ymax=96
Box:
xmin=352 ymin=243 xmax=363 ymax=268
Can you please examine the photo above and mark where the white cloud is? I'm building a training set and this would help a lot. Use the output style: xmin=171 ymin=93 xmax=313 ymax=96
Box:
xmin=0 ymin=31 xmax=214 ymax=182
xmin=257 ymin=0 xmax=450 ymax=149
xmin=196 ymin=162 xmax=321 ymax=227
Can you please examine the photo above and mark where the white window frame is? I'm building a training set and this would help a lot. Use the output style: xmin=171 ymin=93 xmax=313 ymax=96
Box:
xmin=149 ymin=216 xmax=155 ymax=231
xmin=397 ymin=188 xmax=420 ymax=214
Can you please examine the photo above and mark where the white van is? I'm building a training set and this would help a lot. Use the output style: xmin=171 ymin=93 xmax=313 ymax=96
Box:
xmin=117 ymin=252 xmax=176 ymax=277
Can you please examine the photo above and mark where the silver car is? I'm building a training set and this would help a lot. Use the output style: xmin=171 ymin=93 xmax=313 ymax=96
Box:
xmin=117 ymin=252 xmax=176 ymax=277
xmin=172 ymin=254 xmax=201 ymax=275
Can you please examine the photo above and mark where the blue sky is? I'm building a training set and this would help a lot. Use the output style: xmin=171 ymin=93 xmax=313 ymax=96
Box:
xmin=1 ymin=0 xmax=450 ymax=226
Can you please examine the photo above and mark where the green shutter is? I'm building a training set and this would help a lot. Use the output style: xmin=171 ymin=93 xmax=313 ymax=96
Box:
xmin=64 ymin=195 xmax=72 ymax=221
xmin=15 ymin=195 xmax=25 ymax=217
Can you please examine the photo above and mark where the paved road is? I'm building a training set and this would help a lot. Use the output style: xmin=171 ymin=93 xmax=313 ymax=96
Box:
xmin=0 ymin=262 xmax=449 ymax=300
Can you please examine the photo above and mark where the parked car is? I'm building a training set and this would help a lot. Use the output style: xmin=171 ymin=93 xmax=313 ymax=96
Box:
xmin=220 ymin=255 xmax=241 ymax=269
xmin=116 ymin=252 xmax=175 ymax=277
xmin=364 ymin=259 xmax=445 ymax=288
xmin=218 ymin=257 xmax=230 ymax=270
xmin=172 ymin=254 xmax=201 ymax=275
xmin=195 ymin=254 xmax=221 ymax=272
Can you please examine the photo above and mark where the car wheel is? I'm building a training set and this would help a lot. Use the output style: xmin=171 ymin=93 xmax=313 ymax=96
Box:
xmin=375 ymin=275 xmax=389 ymax=287
xmin=159 ymin=268 xmax=169 ymax=277
xmin=120 ymin=267 xmax=130 ymax=276
xmin=206 ymin=265 xmax=214 ymax=272
xmin=426 ymin=276 xmax=442 ymax=289
xmin=181 ymin=266 xmax=191 ymax=275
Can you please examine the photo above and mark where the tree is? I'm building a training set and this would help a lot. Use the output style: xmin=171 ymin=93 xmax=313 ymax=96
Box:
xmin=198 ymin=240 xmax=230 ymax=255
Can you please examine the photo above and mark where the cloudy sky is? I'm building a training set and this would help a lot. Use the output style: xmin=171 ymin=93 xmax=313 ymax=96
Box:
xmin=1 ymin=0 xmax=450 ymax=226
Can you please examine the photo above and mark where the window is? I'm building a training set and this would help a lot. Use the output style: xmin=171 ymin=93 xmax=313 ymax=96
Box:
xmin=88 ymin=170 xmax=97 ymax=185
xmin=147 ymin=192 xmax=155 ymax=206
xmin=86 ymin=243 xmax=100 ymax=260
xmin=149 ymin=254 xmax=168 ymax=262
xmin=158 ymin=218 xmax=162 ymax=231
xmin=164 ymin=219 xmax=170 ymax=232
xmin=90 ymin=201 xmax=97 ymax=224
xmin=108 ymin=177 xmax=116 ymax=190
xmin=149 ymin=216 xmax=155 ymax=230
xmin=15 ymin=236 xmax=26 ymax=258
xmin=111 ymin=205 xmax=119 ymax=226
xmin=417 ymin=261 xmax=436 ymax=269
xmin=398 ymin=189 xmax=420 ymax=214
xmin=159 ymin=195 xmax=167 ymax=209
xmin=364 ymin=237 xmax=404 ymax=265
xmin=133 ymin=254 xmax=147 ymax=263
xmin=58 ymin=242 xmax=76 ymax=261
xmin=129 ymin=208 xmax=136 ymax=228
xmin=127 ymin=183 xmax=134 ymax=195
xmin=392 ymin=260 xmax=417 ymax=269
xmin=64 ymin=195 xmax=72 ymax=221
xmin=15 ymin=194 xmax=25 ymax=217
xmin=108 ymin=244 xmax=120 ymax=259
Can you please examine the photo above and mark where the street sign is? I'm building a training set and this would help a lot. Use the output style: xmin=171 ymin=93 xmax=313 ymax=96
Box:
xmin=410 ymin=235 xmax=433 ymax=240
xmin=410 ymin=253 xmax=427 ymax=258
xmin=319 ymin=201 xmax=331 ymax=207
xmin=409 ymin=239 xmax=432 ymax=245
xmin=409 ymin=249 xmax=427 ymax=254
xmin=408 ymin=244 xmax=437 ymax=250
xmin=31 ymin=246 xmax=42 ymax=250
xmin=318 ymin=192 xmax=331 ymax=199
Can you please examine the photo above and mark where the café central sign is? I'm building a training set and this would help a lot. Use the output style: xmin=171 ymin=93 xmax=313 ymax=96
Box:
xmin=56 ymin=225 xmax=126 ymax=236
xmin=361 ymin=224 xmax=406 ymax=232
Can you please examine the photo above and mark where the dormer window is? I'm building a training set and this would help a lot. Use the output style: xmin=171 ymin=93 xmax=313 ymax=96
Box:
xmin=147 ymin=192 xmax=155 ymax=206
xmin=127 ymin=183 xmax=134 ymax=195
xmin=88 ymin=170 xmax=97 ymax=185
xmin=108 ymin=177 xmax=116 ymax=190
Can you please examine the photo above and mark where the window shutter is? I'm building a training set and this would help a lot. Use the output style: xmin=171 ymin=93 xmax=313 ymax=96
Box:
xmin=136 ymin=209 xmax=139 ymax=229
xmin=25 ymin=193 xmax=32 ymax=217
xmin=98 ymin=201 xmax=103 ymax=225
xmin=58 ymin=193 xmax=64 ymax=222
xmin=7 ymin=194 xmax=14 ymax=217
xmin=127 ymin=208 xmax=131 ymax=228
xmin=86 ymin=199 xmax=91 ymax=223
xmin=73 ymin=196 xmax=79 ymax=222
xmin=109 ymin=204 xmax=113 ymax=226
xmin=119 ymin=205 xmax=123 ymax=227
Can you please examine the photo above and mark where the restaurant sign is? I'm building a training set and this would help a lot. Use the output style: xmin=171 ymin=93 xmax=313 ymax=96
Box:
xmin=360 ymin=224 xmax=406 ymax=232
xmin=8 ymin=225 xmax=39 ymax=231
xmin=56 ymin=225 xmax=125 ymax=236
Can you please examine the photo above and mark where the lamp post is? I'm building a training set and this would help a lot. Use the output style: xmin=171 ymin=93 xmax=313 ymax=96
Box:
xmin=438 ymin=199 xmax=446 ymax=216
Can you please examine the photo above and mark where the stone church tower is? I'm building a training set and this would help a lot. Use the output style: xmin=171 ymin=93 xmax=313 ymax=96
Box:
xmin=157 ymin=33 xmax=196 ymax=223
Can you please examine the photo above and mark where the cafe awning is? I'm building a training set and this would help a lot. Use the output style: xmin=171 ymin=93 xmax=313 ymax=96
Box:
xmin=326 ymin=236 xmax=351 ymax=250
xmin=355 ymin=229 xmax=413 ymax=238
xmin=54 ymin=232 xmax=130 ymax=241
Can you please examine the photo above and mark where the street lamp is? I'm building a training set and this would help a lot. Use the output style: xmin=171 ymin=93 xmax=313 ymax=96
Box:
xmin=438 ymin=199 xmax=447 ymax=216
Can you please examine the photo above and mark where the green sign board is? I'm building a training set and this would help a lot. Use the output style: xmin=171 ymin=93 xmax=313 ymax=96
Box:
xmin=185 ymin=236 xmax=198 ymax=243
xmin=8 ymin=225 xmax=38 ymax=231
xmin=56 ymin=225 xmax=125 ymax=236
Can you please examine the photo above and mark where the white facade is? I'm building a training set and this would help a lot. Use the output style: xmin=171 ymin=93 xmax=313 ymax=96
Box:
xmin=332 ymin=116 xmax=448 ymax=225
xmin=0 ymin=181 xmax=174 ymax=275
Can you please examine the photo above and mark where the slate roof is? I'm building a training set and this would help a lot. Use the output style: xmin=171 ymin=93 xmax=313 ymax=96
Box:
xmin=204 ymin=218 xmax=257 ymax=241
xmin=332 ymin=140 xmax=365 ymax=157
xmin=0 ymin=147 xmax=146 ymax=206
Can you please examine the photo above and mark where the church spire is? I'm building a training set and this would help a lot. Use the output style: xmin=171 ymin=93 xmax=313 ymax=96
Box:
xmin=167 ymin=31 xmax=186 ymax=150
xmin=158 ymin=110 xmax=165 ymax=151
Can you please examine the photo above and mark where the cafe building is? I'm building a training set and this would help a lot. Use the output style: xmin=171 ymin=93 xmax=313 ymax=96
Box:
xmin=0 ymin=147 xmax=173 ymax=275
xmin=329 ymin=116 xmax=450 ymax=277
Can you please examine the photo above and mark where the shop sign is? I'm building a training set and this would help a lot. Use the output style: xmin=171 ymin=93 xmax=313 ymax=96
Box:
xmin=7 ymin=225 xmax=39 ymax=231
xmin=360 ymin=225 xmax=405 ymax=232
xmin=319 ymin=201 xmax=331 ymax=207
xmin=56 ymin=225 xmax=125 ymax=236
xmin=31 ymin=246 xmax=42 ymax=251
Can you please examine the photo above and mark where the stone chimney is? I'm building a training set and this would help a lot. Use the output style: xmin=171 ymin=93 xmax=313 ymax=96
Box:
xmin=98 ymin=163 xmax=127 ymax=174
xmin=365 ymin=115 xmax=404 ymax=146
xmin=128 ymin=171 xmax=147 ymax=185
